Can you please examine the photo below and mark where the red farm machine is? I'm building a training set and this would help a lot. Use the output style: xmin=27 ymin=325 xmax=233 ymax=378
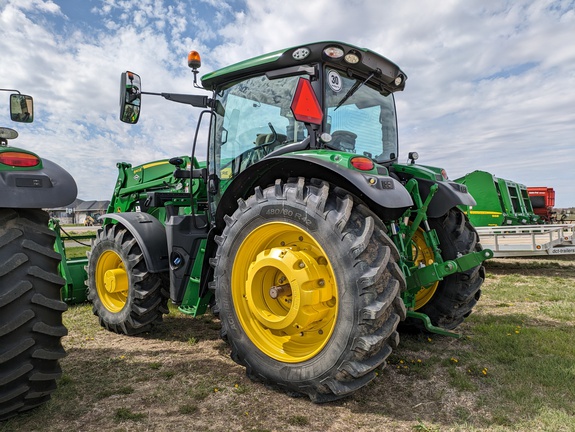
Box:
xmin=527 ymin=187 xmax=556 ymax=223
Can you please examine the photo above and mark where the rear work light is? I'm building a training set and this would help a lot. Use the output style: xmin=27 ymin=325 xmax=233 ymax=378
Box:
xmin=344 ymin=51 xmax=360 ymax=64
xmin=350 ymin=156 xmax=374 ymax=171
xmin=0 ymin=151 xmax=40 ymax=167
xmin=323 ymin=46 xmax=344 ymax=59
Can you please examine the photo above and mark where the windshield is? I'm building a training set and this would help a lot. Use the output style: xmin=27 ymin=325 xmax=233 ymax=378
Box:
xmin=325 ymin=68 xmax=398 ymax=163
xmin=210 ymin=67 xmax=399 ymax=187
xmin=211 ymin=74 xmax=308 ymax=181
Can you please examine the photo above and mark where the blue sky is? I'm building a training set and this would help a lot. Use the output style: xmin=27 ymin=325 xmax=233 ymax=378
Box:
xmin=1 ymin=0 xmax=574 ymax=207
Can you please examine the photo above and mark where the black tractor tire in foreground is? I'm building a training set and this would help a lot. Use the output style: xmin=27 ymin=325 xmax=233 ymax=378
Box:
xmin=415 ymin=208 xmax=485 ymax=330
xmin=0 ymin=209 xmax=67 ymax=421
xmin=87 ymin=224 xmax=168 ymax=335
xmin=213 ymin=178 xmax=407 ymax=402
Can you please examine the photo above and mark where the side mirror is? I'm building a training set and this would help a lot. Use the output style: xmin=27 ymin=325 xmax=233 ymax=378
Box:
xmin=10 ymin=94 xmax=34 ymax=123
xmin=120 ymin=71 xmax=142 ymax=124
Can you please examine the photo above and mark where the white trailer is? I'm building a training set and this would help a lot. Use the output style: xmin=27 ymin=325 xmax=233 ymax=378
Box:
xmin=475 ymin=224 xmax=575 ymax=257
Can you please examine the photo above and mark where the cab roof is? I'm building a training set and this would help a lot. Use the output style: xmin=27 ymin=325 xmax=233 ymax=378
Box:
xmin=200 ymin=41 xmax=407 ymax=93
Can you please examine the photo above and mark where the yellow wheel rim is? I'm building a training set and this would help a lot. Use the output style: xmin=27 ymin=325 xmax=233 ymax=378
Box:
xmin=412 ymin=228 xmax=439 ymax=310
xmin=231 ymin=222 xmax=338 ymax=363
xmin=95 ymin=250 xmax=129 ymax=313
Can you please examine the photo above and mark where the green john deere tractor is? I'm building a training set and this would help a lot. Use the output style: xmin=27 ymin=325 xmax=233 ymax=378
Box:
xmin=0 ymin=90 xmax=77 ymax=420
xmin=87 ymin=41 xmax=492 ymax=402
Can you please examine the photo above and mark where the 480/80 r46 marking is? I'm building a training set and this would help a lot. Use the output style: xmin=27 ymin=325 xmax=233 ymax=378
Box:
xmin=213 ymin=177 xmax=406 ymax=402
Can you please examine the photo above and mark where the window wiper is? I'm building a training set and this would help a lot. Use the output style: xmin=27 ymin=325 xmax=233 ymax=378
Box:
xmin=334 ymin=71 xmax=375 ymax=111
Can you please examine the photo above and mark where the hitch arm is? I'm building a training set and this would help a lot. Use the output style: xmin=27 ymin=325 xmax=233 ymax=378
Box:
xmin=406 ymin=248 xmax=493 ymax=291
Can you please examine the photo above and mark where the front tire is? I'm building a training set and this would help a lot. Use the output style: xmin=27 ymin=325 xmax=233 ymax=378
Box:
xmin=414 ymin=208 xmax=485 ymax=330
xmin=213 ymin=178 xmax=406 ymax=402
xmin=0 ymin=209 xmax=67 ymax=420
xmin=87 ymin=224 xmax=168 ymax=335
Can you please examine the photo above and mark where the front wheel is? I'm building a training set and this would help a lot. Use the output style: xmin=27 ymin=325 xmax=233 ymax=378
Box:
xmin=0 ymin=209 xmax=67 ymax=420
xmin=212 ymin=178 xmax=406 ymax=402
xmin=87 ymin=224 xmax=168 ymax=335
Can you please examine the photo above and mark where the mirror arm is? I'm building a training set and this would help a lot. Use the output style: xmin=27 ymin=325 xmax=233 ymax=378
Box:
xmin=162 ymin=93 xmax=209 ymax=108
xmin=0 ymin=88 xmax=21 ymax=94
xmin=140 ymin=91 xmax=209 ymax=108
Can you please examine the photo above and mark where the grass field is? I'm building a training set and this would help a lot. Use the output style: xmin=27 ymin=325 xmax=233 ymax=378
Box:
xmin=1 ymin=255 xmax=574 ymax=432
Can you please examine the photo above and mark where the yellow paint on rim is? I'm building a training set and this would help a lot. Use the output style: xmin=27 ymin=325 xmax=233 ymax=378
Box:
xmin=95 ymin=250 xmax=129 ymax=313
xmin=412 ymin=227 xmax=439 ymax=309
xmin=231 ymin=222 xmax=337 ymax=363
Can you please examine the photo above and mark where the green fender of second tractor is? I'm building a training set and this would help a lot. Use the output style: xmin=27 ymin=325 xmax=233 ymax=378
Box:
xmin=0 ymin=157 xmax=78 ymax=208
xmin=100 ymin=212 xmax=169 ymax=272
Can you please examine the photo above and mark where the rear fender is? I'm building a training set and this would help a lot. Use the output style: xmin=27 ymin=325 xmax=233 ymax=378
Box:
xmin=214 ymin=154 xmax=413 ymax=231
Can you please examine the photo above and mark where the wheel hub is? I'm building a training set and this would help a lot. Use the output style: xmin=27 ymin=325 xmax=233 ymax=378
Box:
xmin=104 ymin=268 xmax=128 ymax=294
xmin=95 ymin=249 xmax=129 ymax=313
xmin=245 ymin=246 xmax=333 ymax=336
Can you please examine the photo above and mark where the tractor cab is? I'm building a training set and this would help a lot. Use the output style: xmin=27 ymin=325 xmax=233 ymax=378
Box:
xmin=200 ymin=43 xmax=405 ymax=182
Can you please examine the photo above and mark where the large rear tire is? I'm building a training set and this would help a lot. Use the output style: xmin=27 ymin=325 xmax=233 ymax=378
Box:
xmin=87 ymin=224 xmax=168 ymax=335
xmin=0 ymin=209 xmax=67 ymax=421
xmin=413 ymin=208 xmax=484 ymax=330
xmin=213 ymin=178 xmax=406 ymax=402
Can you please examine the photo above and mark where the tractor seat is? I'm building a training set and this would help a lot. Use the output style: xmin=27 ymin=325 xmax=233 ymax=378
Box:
xmin=330 ymin=130 xmax=357 ymax=152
